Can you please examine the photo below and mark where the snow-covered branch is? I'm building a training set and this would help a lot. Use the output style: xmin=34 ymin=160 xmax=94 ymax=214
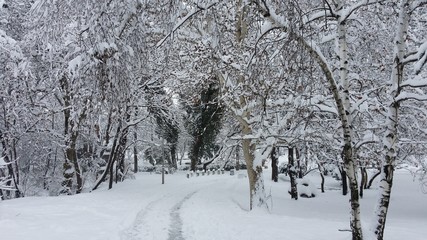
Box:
xmin=156 ymin=2 xmax=220 ymax=48
xmin=396 ymin=92 xmax=427 ymax=102
xmin=402 ymin=41 xmax=427 ymax=74
xmin=401 ymin=76 xmax=427 ymax=88
xmin=341 ymin=0 xmax=385 ymax=22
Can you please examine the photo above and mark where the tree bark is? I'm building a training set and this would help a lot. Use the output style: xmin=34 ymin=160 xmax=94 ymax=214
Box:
xmin=296 ymin=148 xmax=303 ymax=178
xmin=133 ymin=129 xmax=138 ymax=173
xmin=190 ymin=135 xmax=202 ymax=172
xmin=271 ymin=146 xmax=278 ymax=182
xmin=372 ymin=2 xmax=408 ymax=238
xmin=235 ymin=145 xmax=240 ymax=171
xmin=92 ymin=123 xmax=121 ymax=191
xmin=339 ymin=166 xmax=348 ymax=196
xmin=360 ymin=167 xmax=367 ymax=198
xmin=115 ymin=107 xmax=130 ymax=183
xmin=288 ymin=148 xmax=298 ymax=200
xmin=68 ymin=134 xmax=82 ymax=194
xmin=242 ymin=137 xmax=266 ymax=209
xmin=317 ymin=162 xmax=325 ymax=193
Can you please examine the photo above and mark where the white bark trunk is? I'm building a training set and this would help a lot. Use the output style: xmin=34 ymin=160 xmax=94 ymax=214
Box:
xmin=372 ymin=1 xmax=409 ymax=239
xmin=337 ymin=5 xmax=363 ymax=238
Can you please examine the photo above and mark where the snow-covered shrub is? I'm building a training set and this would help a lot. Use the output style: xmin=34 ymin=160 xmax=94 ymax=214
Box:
xmin=298 ymin=178 xmax=318 ymax=198
xmin=288 ymin=178 xmax=318 ymax=198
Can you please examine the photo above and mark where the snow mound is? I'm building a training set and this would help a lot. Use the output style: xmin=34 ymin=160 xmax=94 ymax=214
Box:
xmin=288 ymin=178 xmax=318 ymax=198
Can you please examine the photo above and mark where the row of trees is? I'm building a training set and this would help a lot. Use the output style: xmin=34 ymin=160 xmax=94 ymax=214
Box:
xmin=1 ymin=1 xmax=427 ymax=239
xmin=156 ymin=1 xmax=427 ymax=239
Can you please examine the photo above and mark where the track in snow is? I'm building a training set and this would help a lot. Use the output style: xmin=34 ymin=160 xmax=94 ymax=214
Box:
xmin=167 ymin=191 xmax=197 ymax=240
xmin=120 ymin=193 xmax=172 ymax=240
xmin=120 ymin=178 xmax=223 ymax=240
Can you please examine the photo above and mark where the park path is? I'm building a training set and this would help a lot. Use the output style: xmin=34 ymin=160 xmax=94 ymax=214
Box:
xmin=120 ymin=176 xmax=222 ymax=240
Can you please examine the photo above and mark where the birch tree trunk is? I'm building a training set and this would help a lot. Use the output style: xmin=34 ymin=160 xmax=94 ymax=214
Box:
xmin=336 ymin=2 xmax=363 ymax=237
xmin=372 ymin=1 xmax=409 ymax=238
xmin=288 ymin=147 xmax=298 ymax=200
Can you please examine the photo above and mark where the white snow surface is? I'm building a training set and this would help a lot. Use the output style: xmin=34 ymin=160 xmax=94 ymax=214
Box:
xmin=1 ymin=170 xmax=426 ymax=240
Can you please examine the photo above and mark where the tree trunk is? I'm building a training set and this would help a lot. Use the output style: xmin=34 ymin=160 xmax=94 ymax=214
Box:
xmin=360 ymin=167 xmax=367 ymax=198
xmin=242 ymin=138 xmax=267 ymax=210
xmin=92 ymin=123 xmax=121 ymax=191
xmin=373 ymin=3 xmax=408 ymax=238
xmin=133 ymin=129 xmax=138 ymax=173
xmin=68 ymin=137 xmax=82 ymax=194
xmin=288 ymin=147 xmax=298 ymax=200
xmin=0 ymin=130 xmax=22 ymax=198
xmin=60 ymin=161 xmax=73 ymax=195
xmin=317 ymin=163 xmax=325 ymax=193
xmin=235 ymin=145 xmax=240 ymax=171
xmin=115 ymin=107 xmax=130 ymax=182
xmin=170 ymin=144 xmax=177 ymax=169
xmin=190 ymin=135 xmax=202 ymax=172
xmin=109 ymin=128 xmax=121 ymax=189
xmin=340 ymin=166 xmax=348 ymax=196
xmin=271 ymin=146 xmax=278 ymax=182
xmin=296 ymin=148 xmax=303 ymax=178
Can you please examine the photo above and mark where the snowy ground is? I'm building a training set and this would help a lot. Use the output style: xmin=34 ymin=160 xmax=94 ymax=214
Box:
xmin=1 ymin=169 xmax=426 ymax=240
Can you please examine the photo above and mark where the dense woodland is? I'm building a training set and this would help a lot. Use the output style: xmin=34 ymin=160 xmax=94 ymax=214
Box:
xmin=1 ymin=1 xmax=427 ymax=239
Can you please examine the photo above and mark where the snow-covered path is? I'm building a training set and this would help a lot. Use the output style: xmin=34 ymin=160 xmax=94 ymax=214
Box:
xmin=1 ymin=171 xmax=426 ymax=240
xmin=120 ymin=176 xmax=222 ymax=240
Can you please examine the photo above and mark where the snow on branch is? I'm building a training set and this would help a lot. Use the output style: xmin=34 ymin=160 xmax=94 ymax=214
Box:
xmin=414 ymin=41 xmax=427 ymax=74
xmin=341 ymin=0 xmax=385 ymax=22
xmin=355 ymin=132 xmax=379 ymax=150
xmin=156 ymin=2 xmax=219 ymax=48
xmin=401 ymin=75 xmax=427 ymax=88
xmin=304 ymin=8 xmax=337 ymax=24
xmin=396 ymin=91 xmax=427 ymax=102
xmin=403 ymin=41 xmax=427 ymax=73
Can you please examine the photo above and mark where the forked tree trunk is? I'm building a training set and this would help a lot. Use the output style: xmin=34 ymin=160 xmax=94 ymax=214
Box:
xmin=92 ymin=123 xmax=121 ymax=191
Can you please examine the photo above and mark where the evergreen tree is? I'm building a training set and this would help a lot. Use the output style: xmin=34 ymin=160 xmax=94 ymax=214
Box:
xmin=185 ymin=82 xmax=223 ymax=171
